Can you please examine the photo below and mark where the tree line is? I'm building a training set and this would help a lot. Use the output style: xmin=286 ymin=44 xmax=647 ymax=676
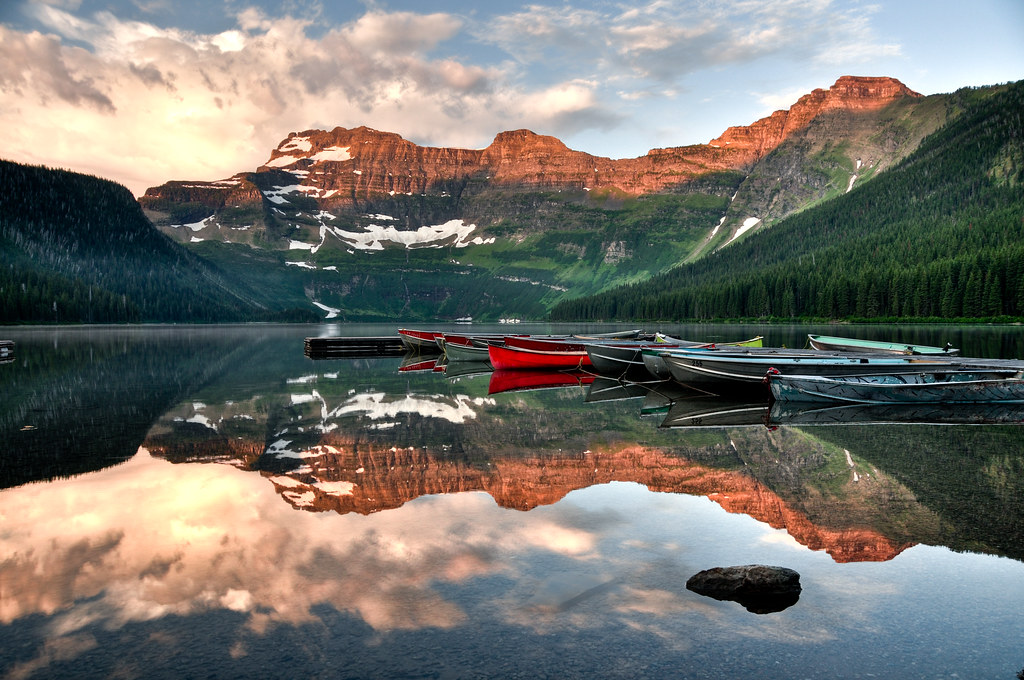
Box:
xmin=0 ymin=161 xmax=316 ymax=323
xmin=552 ymin=81 xmax=1024 ymax=322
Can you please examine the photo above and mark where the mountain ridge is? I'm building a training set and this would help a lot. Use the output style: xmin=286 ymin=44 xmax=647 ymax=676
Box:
xmin=142 ymin=75 xmax=921 ymax=218
xmin=7 ymin=76 xmax=1019 ymax=324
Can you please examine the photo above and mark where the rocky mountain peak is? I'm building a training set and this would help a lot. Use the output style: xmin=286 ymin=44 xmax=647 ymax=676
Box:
xmin=709 ymin=75 xmax=922 ymax=160
xmin=826 ymin=75 xmax=921 ymax=105
xmin=484 ymin=129 xmax=573 ymax=157
xmin=140 ymin=74 xmax=935 ymax=253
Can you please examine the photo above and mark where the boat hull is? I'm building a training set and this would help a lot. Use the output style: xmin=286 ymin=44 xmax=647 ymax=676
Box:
xmin=397 ymin=329 xmax=443 ymax=352
xmin=769 ymin=371 xmax=1024 ymax=404
xmin=661 ymin=348 xmax=960 ymax=390
xmin=591 ymin=335 xmax=764 ymax=377
xmin=443 ymin=341 xmax=492 ymax=362
xmin=488 ymin=342 xmax=591 ymax=370
xmin=807 ymin=334 xmax=959 ymax=355
xmin=439 ymin=334 xmax=497 ymax=362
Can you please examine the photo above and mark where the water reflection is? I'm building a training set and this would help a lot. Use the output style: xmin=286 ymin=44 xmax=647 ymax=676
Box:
xmin=2 ymin=325 xmax=1024 ymax=679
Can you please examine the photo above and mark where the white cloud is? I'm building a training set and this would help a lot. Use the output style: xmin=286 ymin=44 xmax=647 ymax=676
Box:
xmin=480 ymin=0 xmax=900 ymax=83
xmin=1 ymin=6 xmax=589 ymax=195
xmin=0 ymin=1 xmax=905 ymax=195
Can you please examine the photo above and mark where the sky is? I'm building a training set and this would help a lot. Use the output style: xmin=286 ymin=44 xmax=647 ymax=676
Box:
xmin=1 ymin=1 xmax=1022 ymax=197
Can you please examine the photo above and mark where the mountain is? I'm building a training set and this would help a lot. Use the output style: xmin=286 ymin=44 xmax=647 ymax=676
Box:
xmin=552 ymin=80 xmax=1024 ymax=322
xmin=0 ymin=161 xmax=317 ymax=323
xmin=4 ymin=76 xmax=1016 ymax=323
xmin=138 ymin=76 xmax=947 ymax=322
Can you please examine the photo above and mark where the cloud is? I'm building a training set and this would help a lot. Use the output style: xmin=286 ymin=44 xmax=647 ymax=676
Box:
xmin=481 ymin=0 xmax=900 ymax=83
xmin=0 ymin=28 xmax=115 ymax=112
xmin=0 ymin=451 xmax=494 ymax=632
xmin=0 ymin=1 xmax=900 ymax=195
xmin=0 ymin=5 xmax=620 ymax=194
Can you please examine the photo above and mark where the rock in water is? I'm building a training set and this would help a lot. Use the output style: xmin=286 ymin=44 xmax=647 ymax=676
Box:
xmin=686 ymin=565 xmax=801 ymax=614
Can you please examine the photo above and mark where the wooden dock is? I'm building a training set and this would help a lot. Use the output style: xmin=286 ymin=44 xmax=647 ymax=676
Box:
xmin=304 ymin=336 xmax=406 ymax=359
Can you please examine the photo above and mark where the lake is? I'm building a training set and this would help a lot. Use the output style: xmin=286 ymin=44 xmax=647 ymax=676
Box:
xmin=1 ymin=323 xmax=1023 ymax=679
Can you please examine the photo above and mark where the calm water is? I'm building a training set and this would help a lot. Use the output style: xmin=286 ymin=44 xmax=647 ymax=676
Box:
xmin=1 ymin=323 xmax=1023 ymax=679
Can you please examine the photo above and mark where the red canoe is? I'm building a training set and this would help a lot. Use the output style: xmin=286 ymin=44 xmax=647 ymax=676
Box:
xmin=488 ymin=337 xmax=593 ymax=370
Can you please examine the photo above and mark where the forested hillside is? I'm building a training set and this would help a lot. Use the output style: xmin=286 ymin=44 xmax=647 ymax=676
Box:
xmin=0 ymin=162 xmax=316 ymax=323
xmin=551 ymin=82 xmax=1024 ymax=322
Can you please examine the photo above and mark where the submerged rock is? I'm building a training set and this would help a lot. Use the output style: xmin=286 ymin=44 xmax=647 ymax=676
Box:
xmin=686 ymin=565 xmax=801 ymax=614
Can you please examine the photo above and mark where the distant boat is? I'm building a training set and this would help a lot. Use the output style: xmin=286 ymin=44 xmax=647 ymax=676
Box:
xmin=768 ymin=369 xmax=1024 ymax=404
xmin=808 ymin=334 xmax=958 ymax=355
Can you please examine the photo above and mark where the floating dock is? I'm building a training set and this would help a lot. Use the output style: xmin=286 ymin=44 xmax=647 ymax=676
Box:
xmin=304 ymin=336 xmax=406 ymax=359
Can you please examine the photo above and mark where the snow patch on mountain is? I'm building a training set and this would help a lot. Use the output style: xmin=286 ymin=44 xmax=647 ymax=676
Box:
xmin=311 ymin=146 xmax=352 ymax=162
xmin=726 ymin=217 xmax=761 ymax=245
xmin=329 ymin=219 xmax=493 ymax=251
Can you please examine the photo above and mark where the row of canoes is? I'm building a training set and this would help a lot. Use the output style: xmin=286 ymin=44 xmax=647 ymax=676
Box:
xmin=395 ymin=350 xmax=1024 ymax=427
xmin=650 ymin=340 xmax=1024 ymax=405
xmin=399 ymin=328 xmax=1024 ymax=405
xmin=398 ymin=328 xmax=765 ymax=372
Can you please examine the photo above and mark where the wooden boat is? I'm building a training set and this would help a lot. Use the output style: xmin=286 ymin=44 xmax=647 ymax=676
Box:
xmin=397 ymin=329 xmax=444 ymax=353
xmin=441 ymin=337 xmax=490 ymax=362
xmin=640 ymin=347 xmax=676 ymax=380
xmin=491 ymin=331 xmax=656 ymax=370
xmin=405 ymin=328 xmax=643 ymax=361
xmin=808 ymin=334 xmax=958 ymax=355
xmin=643 ymin=345 xmax=838 ymax=382
xmin=0 ymin=340 xmax=13 ymax=363
xmin=768 ymin=369 xmax=1024 ymax=404
xmin=659 ymin=347 xmax=962 ymax=390
xmin=589 ymin=335 xmax=764 ymax=377
xmin=439 ymin=333 xmax=499 ymax=362
xmin=641 ymin=339 xmax=774 ymax=379
xmin=488 ymin=336 xmax=594 ymax=370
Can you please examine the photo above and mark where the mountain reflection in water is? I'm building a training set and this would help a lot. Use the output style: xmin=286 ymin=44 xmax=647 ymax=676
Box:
xmin=2 ymin=324 xmax=1023 ymax=680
